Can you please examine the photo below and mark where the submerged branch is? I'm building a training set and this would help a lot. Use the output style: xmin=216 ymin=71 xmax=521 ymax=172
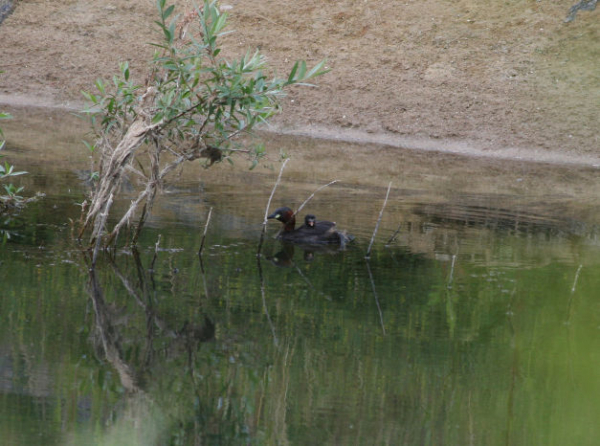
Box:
xmin=293 ymin=179 xmax=338 ymax=219
xmin=366 ymin=260 xmax=386 ymax=335
xmin=366 ymin=181 xmax=392 ymax=259
xmin=256 ymin=255 xmax=278 ymax=345
xmin=106 ymin=186 xmax=153 ymax=246
xmin=385 ymin=223 xmax=402 ymax=246
xmin=199 ymin=207 xmax=213 ymax=256
xmin=258 ymin=158 xmax=289 ymax=255
xmin=92 ymin=193 xmax=114 ymax=265
xmin=150 ymin=234 xmax=162 ymax=272
xmin=84 ymin=87 xmax=158 ymax=243
xmin=87 ymin=264 xmax=141 ymax=393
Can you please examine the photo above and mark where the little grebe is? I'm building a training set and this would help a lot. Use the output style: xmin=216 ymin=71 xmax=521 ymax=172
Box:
xmin=305 ymin=214 xmax=316 ymax=228
xmin=267 ymin=206 xmax=353 ymax=245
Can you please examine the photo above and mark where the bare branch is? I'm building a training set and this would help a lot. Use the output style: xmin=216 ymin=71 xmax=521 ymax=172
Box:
xmin=257 ymin=158 xmax=289 ymax=255
xmin=366 ymin=182 xmax=392 ymax=259
xmin=92 ymin=193 xmax=114 ymax=266
xmin=106 ymin=187 xmax=153 ymax=245
xmin=199 ymin=207 xmax=213 ymax=256
xmin=263 ymin=158 xmax=289 ymax=225
xmin=293 ymin=180 xmax=338 ymax=219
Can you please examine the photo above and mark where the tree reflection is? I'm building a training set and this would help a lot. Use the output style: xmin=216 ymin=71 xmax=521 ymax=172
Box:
xmin=82 ymin=248 xmax=259 ymax=444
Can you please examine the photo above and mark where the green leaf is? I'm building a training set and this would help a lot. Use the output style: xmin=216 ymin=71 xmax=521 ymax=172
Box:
xmin=4 ymin=165 xmax=27 ymax=176
xmin=212 ymin=13 xmax=227 ymax=35
xmin=163 ymin=4 xmax=175 ymax=20
xmin=81 ymin=90 xmax=97 ymax=104
xmin=306 ymin=59 xmax=329 ymax=79
xmin=168 ymin=19 xmax=177 ymax=43
xmin=152 ymin=112 xmax=164 ymax=124
xmin=148 ymin=42 xmax=169 ymax=50
xmin=297 ymin=60 xmax=307 ymax=80
xmin=287 ymin=61 xmax=298 ymax=84
xmin=82 ymin=140 xmax=96 ymax=153
xmin=163 ymin=26 xmax=173 ymax=43
xmin=120 ymin=61 xmax=130 ymax=81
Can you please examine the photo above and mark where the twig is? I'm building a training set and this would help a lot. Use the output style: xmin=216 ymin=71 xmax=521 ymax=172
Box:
xmin=263 ymin=158 xmax=290 ymax=224
xmin=292 ymin=262 xmax=332 ymax=301
xmin=257 ymin=255 xmax=278 ymax=345
xmin=92 ymin=193 xmax=114 ymax=266
xmin=366 ymin=260 xmax=386 ymax=335
xmin=257 ymin=158 xmax=289 ymax=255
xmin=150 ymin=234 xmax=162 ymax=272
xmin=566 ymin=264 xmax=583 ymax=324
xmin=131 ymin=149 xmax=158 ymax=245
xmin=77 ymin=200 xmax=89 ymax=240
xmin=105 ymin=186 xmax=152 ymax=246
xmin=571 ymin=264 xmax=583 ymax=294
xmin=365 ymin=182 xmax=392 ymax=259
xmin=293 ymin=180 xmax=338 ymax=219
xmin=198 ymin=207 xmax=213 ymax=256
xmin=385 ymin=223 xmax=402 ymax=246
xmin=447 ymin=254 xmax=456 ymax=288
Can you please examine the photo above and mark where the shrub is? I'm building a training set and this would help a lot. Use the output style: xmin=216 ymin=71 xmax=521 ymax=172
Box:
xmin=0 ymin=111 xmax=28 ymax=212
xmin=80 ymin=0 xmax=328 ymax=254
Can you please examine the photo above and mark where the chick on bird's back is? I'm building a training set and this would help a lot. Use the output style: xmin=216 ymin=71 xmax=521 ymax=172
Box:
xmin=267 ymin=206 xmax=353 ymax=246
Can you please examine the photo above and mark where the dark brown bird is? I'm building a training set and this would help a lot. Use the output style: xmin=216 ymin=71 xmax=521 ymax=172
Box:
xmin=268 ymin=207 xmax=353 ymax=246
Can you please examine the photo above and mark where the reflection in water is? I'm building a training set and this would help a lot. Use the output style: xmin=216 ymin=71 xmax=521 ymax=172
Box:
xmin=267 ymin=242 xmax=347 ymax=267
xmin=3 ymin=191 xmax=600 ymax=444
xmin=81 ymin=248 xmax=218 ymax=443
xmin=3 ymin=113 xmax=600 ymax=444
xmin=416 ymin=199 xmax=599 ymax=239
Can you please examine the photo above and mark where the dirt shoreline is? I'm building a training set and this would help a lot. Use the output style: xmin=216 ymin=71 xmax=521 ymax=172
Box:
xmin=2 ymin=92 xmax=599 ymax=168
xmin=0 ymin=0 xmax=598 ymax=166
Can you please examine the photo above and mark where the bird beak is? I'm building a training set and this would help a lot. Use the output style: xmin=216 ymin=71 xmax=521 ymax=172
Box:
xmin=267 ymin=212 xmax=280 ymax=220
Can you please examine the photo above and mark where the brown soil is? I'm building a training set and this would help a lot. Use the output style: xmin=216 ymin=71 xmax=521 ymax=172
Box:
xmin=0 ymin=0 xmax=598 ymax=164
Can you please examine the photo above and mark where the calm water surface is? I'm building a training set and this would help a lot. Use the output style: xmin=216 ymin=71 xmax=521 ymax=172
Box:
xmin=2 ymin=110 xmax=600 ymax=445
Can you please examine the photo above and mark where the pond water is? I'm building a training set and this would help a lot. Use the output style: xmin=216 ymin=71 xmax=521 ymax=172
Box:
xmin=2 ymin=107 xmax=600 ymax=445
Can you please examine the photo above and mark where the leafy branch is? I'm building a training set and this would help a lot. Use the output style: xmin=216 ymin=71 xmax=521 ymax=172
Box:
xmin=0 ymin=112 xmax=32 ymax=212
xmin=79 ymin=0 xmax=329 ymax=257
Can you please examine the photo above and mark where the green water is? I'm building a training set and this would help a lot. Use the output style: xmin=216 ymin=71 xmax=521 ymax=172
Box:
xmin=2 ymin=119 xmax=600 ymax=445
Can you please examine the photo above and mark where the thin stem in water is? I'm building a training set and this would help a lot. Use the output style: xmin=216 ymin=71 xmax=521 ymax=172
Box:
xmin=199 ymin=207 xmax=213 ymax=256
xmin=293 ymin=179 xmax=338 ymax=219
xmin=366 ymin=181 xmax=392 ymax=259
xmin=257 ymin=158 xmax=289 ymax=255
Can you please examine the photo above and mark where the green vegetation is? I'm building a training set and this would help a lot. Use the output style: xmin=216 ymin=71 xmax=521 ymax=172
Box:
xmin=0 ymin=110 xmax=43 ymax=242
xmin=0 ymin=112 xmax=28 ymax=212
xmin=80 ymin=0 xmax=328 ymax=251
xmin=3 ymin=220 xmax=600 ymax=445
